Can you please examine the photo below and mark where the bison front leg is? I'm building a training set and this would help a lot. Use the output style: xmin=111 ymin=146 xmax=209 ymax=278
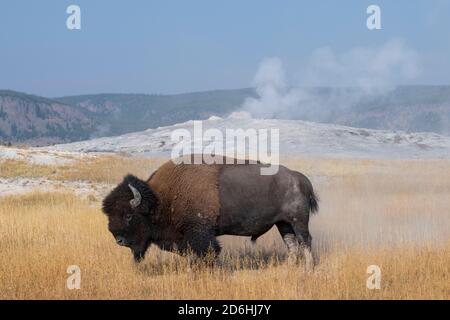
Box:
xmin=179 ymin=222 xmax=221 ymax=270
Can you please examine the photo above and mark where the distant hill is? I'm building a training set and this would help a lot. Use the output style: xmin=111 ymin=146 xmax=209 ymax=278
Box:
xmin=1 ymin=86 xmax=450 ymax=146
xmin=56 ymin=89 xmax=254 ymax=138
xmin=331 ymin=86 xmax=450 ymax=135
xmin=0 ymin=88 xmax=253 ymax=146
xmin=57 ymin=86 xmax=450 ymax=138
xmin=0 ymin=90 xmax=94 ymax=146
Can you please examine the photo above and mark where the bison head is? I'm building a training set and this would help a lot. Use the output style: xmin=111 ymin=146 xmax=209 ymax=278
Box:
xmin=102 ymin=174 xmax=158 ymax=262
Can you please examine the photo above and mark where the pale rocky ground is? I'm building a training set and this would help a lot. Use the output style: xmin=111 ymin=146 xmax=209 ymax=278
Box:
xmin=0 ymin=146 xmax=112 ymax=200
xmin=0 ymin=145 xmax=94 ymax=165
xmin=46 ymin=112 xmax=450 ymax=159
xmin=0 ymin=177 xmax=112 ymax=201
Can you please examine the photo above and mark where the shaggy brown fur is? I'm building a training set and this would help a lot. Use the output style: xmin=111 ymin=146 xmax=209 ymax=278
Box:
xmin=148 ymin=160 xmax=221 ymax=228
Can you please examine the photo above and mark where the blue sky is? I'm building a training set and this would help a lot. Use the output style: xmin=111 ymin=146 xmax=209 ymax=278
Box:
xmin=0 ymin=0 xmax=449 ymax=97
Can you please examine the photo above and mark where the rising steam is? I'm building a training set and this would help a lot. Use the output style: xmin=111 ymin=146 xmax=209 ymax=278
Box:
xmin=242 ymin=39 xmax=421 ymax=122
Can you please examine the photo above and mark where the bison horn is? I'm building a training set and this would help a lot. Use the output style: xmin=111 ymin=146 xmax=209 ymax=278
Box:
xmin=128 ymin=184 xmax=142 ymax=208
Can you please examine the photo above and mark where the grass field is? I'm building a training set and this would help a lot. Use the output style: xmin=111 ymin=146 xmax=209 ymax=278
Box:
xmin=0 ymin=155 xmax=449 ymax=299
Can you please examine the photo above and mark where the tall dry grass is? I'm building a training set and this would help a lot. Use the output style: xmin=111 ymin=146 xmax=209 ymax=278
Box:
xmin=0 ymin=157 xmax=449 ymax=299
xmin=0 ymin=155 xmax=165 ymax=184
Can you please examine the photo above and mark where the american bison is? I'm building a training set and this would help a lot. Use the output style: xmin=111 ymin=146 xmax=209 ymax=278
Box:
xmin=102 ymin=156 xmax=318 ymax=269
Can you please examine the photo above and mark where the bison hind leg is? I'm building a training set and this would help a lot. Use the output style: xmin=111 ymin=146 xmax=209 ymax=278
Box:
xmin=290 ymin=222 xmax=314 ymax=271
xmin=276 ymin=221 xmax=300 ymax=265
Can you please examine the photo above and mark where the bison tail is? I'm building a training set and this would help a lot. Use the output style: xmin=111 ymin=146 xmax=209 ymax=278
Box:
xmin=309 ymin=192 xmax=319 ymax=215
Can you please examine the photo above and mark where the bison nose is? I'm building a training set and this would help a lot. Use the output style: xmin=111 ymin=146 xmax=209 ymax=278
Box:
xmin=116 ymin=236 xmax=127 ymax=246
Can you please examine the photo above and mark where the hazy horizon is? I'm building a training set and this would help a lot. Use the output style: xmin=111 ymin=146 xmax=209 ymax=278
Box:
xmin=1 ymin=83 xmax=450 ymax=100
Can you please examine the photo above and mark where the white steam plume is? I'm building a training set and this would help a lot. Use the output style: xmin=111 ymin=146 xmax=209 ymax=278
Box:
xmin=242 ymin=39 xmax=421 ymax=121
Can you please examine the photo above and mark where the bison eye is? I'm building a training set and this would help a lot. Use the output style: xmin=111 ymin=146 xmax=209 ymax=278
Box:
xmin=125 ymin=214 xmax=133 ymax=223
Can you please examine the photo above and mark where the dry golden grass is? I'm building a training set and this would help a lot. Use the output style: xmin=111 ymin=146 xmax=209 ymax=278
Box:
xmin=0 ymin=159 xmax=57 ymax=179
xmin=0 ymin=155 xmax=165 ymax=184
xmin=54 ymin=156 xmax=165 ymax=184
xmin=0 ymin=156 xmax=449 ymax=299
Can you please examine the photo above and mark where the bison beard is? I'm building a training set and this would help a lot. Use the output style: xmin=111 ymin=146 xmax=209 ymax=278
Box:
xmin=102 ymin=157 xmax=318 ymax=269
